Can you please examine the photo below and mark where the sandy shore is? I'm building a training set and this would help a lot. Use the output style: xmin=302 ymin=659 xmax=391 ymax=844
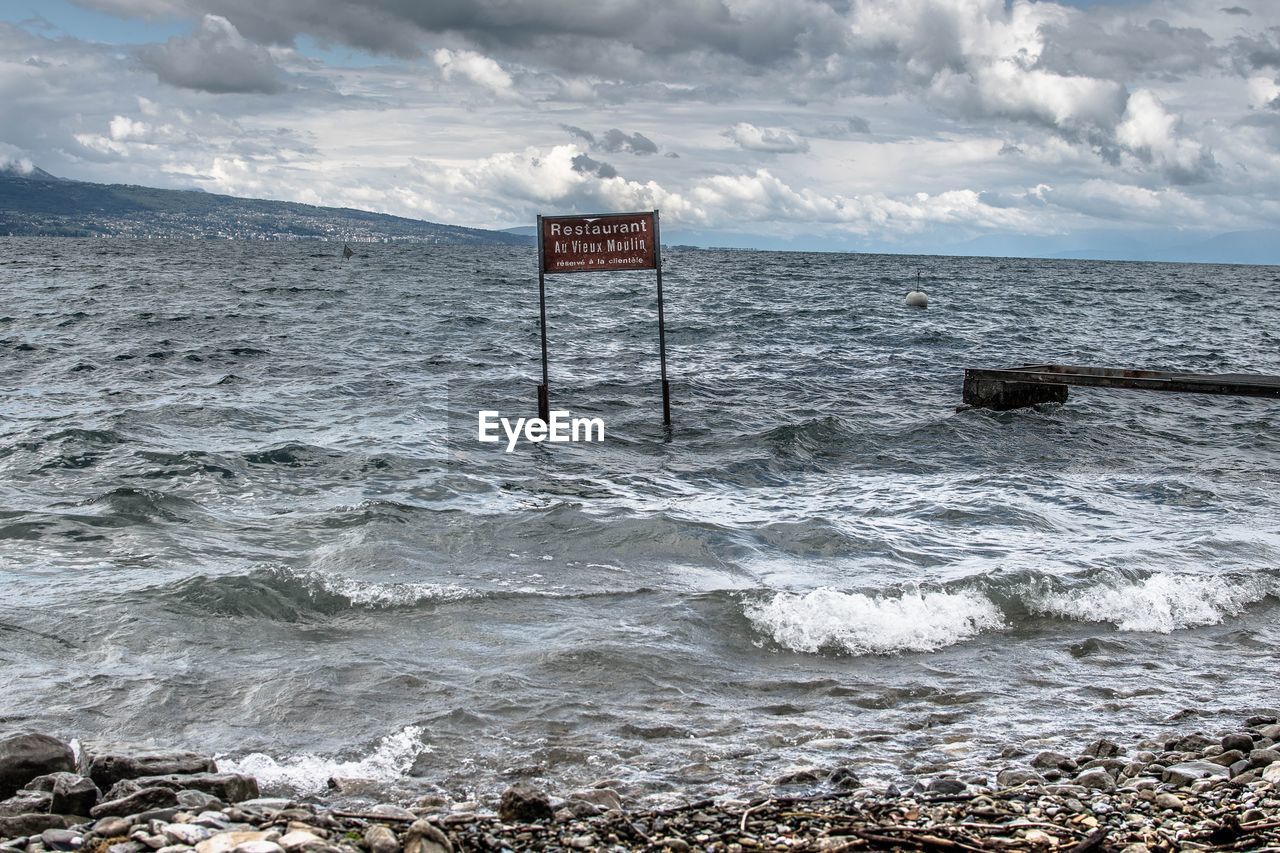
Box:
xmin=2 ymin=715 xmax=1279 ymax=852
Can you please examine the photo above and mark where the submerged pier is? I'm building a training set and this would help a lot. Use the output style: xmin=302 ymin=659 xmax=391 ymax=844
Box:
xmin=963 ymin=364 xmax=1280 ymax=411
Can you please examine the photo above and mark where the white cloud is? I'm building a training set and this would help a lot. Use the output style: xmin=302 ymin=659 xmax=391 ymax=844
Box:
xmin=0 ymin=141 xmax=34 ymax=173
xmin=724 ymin=123 xmax=809 ymax=153
xmin=109 ymin=115 xmax=149 ymax=141
xmin=1247 ymin=76 xmax=1280 ymax=109
xmin=1115 ymin=89 xmax=1216 ymax=183
xmin=432 ymin=48 xmax=517 ymax=99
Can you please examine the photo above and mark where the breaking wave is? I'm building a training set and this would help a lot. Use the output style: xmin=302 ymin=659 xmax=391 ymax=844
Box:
xmin=1026 ymin=572 xmax=1278 ymax=633
xmin=743 ymin=587 xmax=1005 ymax=655
xmin=217 ymin=726 xmax=427 ymax=795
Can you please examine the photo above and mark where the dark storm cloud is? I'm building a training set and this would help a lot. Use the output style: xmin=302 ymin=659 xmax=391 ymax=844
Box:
xmin=1232 ymin=30 xmax=1280 ymax=71
xmin=560 ymin=125 xmax=659 ymax=155
xmin=599 ymin=128 xmax=657 ymax=155
xmin=77 ymin=0 xmax=849 ymax=69
xmin=1220 ymin=6 xmax=1251 ymax=15
xmin=560 ymin=124 xmax=595 ymax=145
xmin=139 ymin=14 xmax=284 ymax=93
xmin=570 ymin=153 xmax=617 ymax=178
xmin=1035 ymin=18 xmax=1218 ymax=81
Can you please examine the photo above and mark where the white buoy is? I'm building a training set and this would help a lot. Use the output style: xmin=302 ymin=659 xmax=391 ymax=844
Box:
xmin=905 ymin=290 xmax=928 ymax=308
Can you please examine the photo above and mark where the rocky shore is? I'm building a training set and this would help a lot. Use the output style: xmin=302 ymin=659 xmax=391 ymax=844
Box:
xmin=2 ymin=716 xmax=1279 ymax=852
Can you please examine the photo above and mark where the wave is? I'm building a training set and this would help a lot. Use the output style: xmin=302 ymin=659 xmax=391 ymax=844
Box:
xmin=155 ymin=566 xmax=476 ymax=619
xmin=743 ymin=587 xmax=1005 ymax=655
xmin=743 ymin=570 xmax=1280 ymax=655
xmin=217 ymin=726 xmax=427 ymax=796
xmin=1026 ymin=572 xmax=1279 ymax=633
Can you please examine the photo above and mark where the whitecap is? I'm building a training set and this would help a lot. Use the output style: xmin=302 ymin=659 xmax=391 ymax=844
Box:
xmin=1028 ymin=573 xmax=1275 ymax=633
xmin=287 ymin=567 xmax=475 ymax=608
xmin=217 ymin=725 xmax=428 ymax=795
xmin=743 ymin=587 xmax=1005 ymax=655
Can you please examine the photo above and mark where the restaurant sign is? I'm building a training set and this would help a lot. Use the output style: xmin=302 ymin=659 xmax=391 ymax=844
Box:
xmin=533 ymin=209 xmax=671 ymax=426
xmin=540 ymin=211 xmax=657 ymax=274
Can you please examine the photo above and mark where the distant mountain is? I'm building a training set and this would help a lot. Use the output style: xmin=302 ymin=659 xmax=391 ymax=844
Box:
xmin=951 ymin=228 xmax=1280 ymax=266
xmin=0 ymin=164 xmax=63 ymax=182
xmin=0 ymin=168 xmax=532 ymax=244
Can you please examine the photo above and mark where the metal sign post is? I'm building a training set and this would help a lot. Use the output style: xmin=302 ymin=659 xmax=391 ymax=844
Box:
xmin=536 ymin=214 xmax=551 ymax=423
xmin=653 ymin=213 xmax=670 ymax=426
xmin=535 ymin=209 xmax=670 ymax=426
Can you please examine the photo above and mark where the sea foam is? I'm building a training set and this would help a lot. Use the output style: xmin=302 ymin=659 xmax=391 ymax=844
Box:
xmin=217 ymin=725 xmax=427 ymax=795
xmin=743 ymin=587 xmax=1005 ymax=655
xmin=1028 ymin=572 xmax=1276 ymax=633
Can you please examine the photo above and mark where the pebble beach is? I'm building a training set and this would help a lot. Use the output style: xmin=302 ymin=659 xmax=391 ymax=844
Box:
xmin=3 ymin=714 xmax=1279 ymax=852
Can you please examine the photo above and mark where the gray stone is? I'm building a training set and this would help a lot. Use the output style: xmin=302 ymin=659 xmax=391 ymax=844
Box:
xmin=90 ymin=788 xmax=179 ymax=819
xmin=1229 ymin=759 xmax=1252 ymax=778
xmin=926 ymin=777 xmax=966 ymax=795
xmin=193 ymin=830 xmax=276 ymax=853
xmin=1221 ymin=733 xmax=1254 ymax=754
xmin=996 ymin=768 xmax=1042 ymax=787
xmin=1165 ymin=733 xmax=1213 ymax=752
xmin=1210 ymin=749 xmax=1246 ymax=767
xmin=1244 ymin=715 xmax=1277 ymax=728
xmin=1249 ymin=748 xmax=1280 ymax=768
xmin=162 ymin=826 xmax=212 ymax=847
xmin=106 ymin=842 xmax=145 ymax=853
xmin=771 ymin=768 xmax=823 ymax=787
xmin=0 ymin=736 xmax=75 ymax=800
xmin=154 ymin=847 xmax=195 ymax=853
xmin=87 ymin=755 xmax=216 ymax=792
xmin=174 ymin=792 xmax=223 ymax=813
xmin=25 ymin=775 xmax=99 ymax=817
xmin=1262 ymin=760 xmax=1280 ymax=784
xmin=497 ymin=785 xmax=552 ymax=824
xmin=0 ymin=791 xmax=52 ymax=817
xmin=103 ymin=783 xmax=143 ymax=803
xmin=1074 ymin=768 xmax=1115 ymax=791
xmin=366 ymin=805 xmax=414 ymax=821
xmin=403 ymin=821 xmax=450 ymax=853
xmin=1031 ymin=751 xmax=1076 ymax=771
xmin=129 ymin=809 xmax=180 ymax=825
xmin=93 ymin=818 xmax=133 ymax=838
xmin=0 ymin=815 xmax=70 ymax=838
xmin=1079 ymin=758 xmax=1127 ymax=774
xmin=362 ymin=826 xmax=398 ymax=853
xmin=230 ymin=842 xmax=282 ymax=853
xmin=40 ymin=829 xmax=83 ymax=851
xmin=1162 ymin=760 xmax=1230 ymax=786
xmin=566 ymin=789 xmax=622 ymax=812
xmin=274 ymin=833 xmax=322 ymax=853
xmin=128 ymin=776 xmax=257 ymax=805
xmin=1081 ymin=738 xmax=1123 ymax=759
xmin=826 ymin=767 xmax=860 ymax=790
xmin=232 ymin=800 xmax=291 ymax=812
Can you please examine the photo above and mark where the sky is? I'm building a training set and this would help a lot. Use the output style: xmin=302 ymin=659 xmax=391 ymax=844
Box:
xmin=0 ymin=0 xmax=1278 ymax=256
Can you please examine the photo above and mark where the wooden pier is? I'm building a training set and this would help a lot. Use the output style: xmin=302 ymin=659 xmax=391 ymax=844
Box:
xmin=963 ymin=364 xmax=1280 ymax=411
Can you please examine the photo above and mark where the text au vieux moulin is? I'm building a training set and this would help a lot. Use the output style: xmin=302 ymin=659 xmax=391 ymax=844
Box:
xmin=546 ymin=218 xmax=650 ymax=259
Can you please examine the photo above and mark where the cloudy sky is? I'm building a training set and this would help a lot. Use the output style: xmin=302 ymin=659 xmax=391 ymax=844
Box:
xmin=0 ymin=0 xmax=1278 ymax=254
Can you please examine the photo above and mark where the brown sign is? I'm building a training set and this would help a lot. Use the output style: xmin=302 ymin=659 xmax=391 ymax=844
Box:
xmin=540 ymin=211 xmax=657 ymax=274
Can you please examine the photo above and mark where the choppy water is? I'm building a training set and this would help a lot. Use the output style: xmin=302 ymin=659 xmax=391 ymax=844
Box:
xmin=2 ymin=238 xmax=1279 ymax=806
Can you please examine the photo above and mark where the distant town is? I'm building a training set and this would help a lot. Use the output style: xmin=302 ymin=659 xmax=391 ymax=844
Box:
xmin=0 ymin=166 xmax=531 ymax=245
